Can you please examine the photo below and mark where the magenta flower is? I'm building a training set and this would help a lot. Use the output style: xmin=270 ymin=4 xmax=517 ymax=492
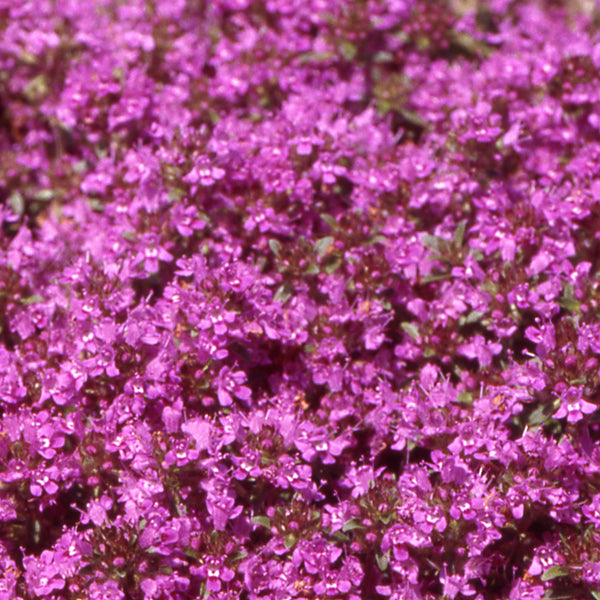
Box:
xmin=440 ymin=567 xmax=477 ymax=600
xmin=191 ymin=557 xmax=235 ymax=592
xmin=183 ymin=156 xmax=226 ymax=189
xmin=30 ymin=466 xmax=60 ymax=497
xmin=23 ymin=551 xmax=65 ymax=596
xmin=292 ymin=535 xmax=342 ymax=575
xmin=215 ymin=366 xmax=252 ymax=406
xmin=133 ymin=235 xmax=174 ymax=274
xmin=583 ymin=494 xmax=600 ymax=527
xmin=457 ymin=334 xmax=502 ymax=368
xmin=313 ymin=570 xmax=352 ymax=596
xmin=553 ymin=386 xmax=596 ymax=423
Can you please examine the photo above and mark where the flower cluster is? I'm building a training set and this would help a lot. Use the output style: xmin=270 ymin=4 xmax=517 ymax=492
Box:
xmin=2 ymin=0 xmax=600 ymax=598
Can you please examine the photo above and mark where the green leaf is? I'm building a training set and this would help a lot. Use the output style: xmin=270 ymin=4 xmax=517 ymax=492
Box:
xmin=251 ymin=516 xmax=271 ymax=529
xmin=421 ymin=272 xmax=452 ymax=284
xmin=558 ymin=282 xmax=579 ymax=312
xmin=401 ymin=322 xmax=420 ymax=340
xmin=315 ymin=236 xmax=334 ymax=257
xmin=331 ymin=530 xmax=350 ymax=542
xmin=342 ymin=518 xmax=365 ymax=532
xmin=541 ymin=565 xmax=569 ymax=581
xmin=9 ymin=192 xmax=24 ymax=217
xmin=324 ymin=256 xmax=343 ymax=274
xmin=459 ymin=311 xmax=484 ymax=326
xmin=590 ymin=589 xmax=600 ymax=600
xmin=168 ymin=188 xmax=186 ymax=201
xmin=87 ymin=198 xmax=104 ymax=213
xmin=321 ymin=213 xmax=338 ymax=230
xmin=340 ymin=41 xmax=357 ymax=60
xmin=303 ymin=263 xmax=320 ymax=275
xmin=202 ymin=582 xmax=210 ymax=599
xmin=274 ymin=283 xmax=293 ymax=304
xmin=471 ymin=248 xmax=485 ymax=261
xmin=373 ymin=51 xmax=394 ymax=63
xmin=33 ymin=189 xmax=54 ymax=202
xmin=456 ymin=392 xmax=473 ymax=405
xmin=450 ymin=30 xmax=493 ymax=58
xmin=376 ymin=553 xmax=389 ymax=571
xmin=20 ymin=295 xmax=44 ymax=306
xmin=376 ymin=99 xmax=392 ymax=115
xmin=24 ymin=74 xmax=49 ymax=102
xmin=421 ymin=234 xmax=441 ymax=252
xmin=269 ymin=239 xmax=282 ymax=258
xmin=298 ymin=51 xmax=334 ymax=63
xmin=364 ymin=235 xmax=387 ymax=246
xmin=453 ymin=220 xmax=467 ymax=248
xmin=284 ymin=534 xmax=296 ymax=549
xmin=526 ymin=401 xmax=558 ymax=427
xmin=398 ymin=107 xmax=430 ymax=131
xmin=379 ymin=513 xmax=393 ymax=525
xmin=73 ymin=160 xmax=88 ymax=174
xmin=19 ymin=51 xmax=37 ymax=65
xmin=542 ymin=590 xmax=576 ymax=600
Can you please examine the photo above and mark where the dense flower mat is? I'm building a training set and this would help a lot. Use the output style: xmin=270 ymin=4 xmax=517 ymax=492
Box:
xmin=2 ymin=0 xmax=600 ymax=598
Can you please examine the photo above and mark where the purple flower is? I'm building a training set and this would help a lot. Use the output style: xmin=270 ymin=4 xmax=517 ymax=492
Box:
xmin=191 ymin=557 xmax=235 ymax=592
xmin=133 ymin=235 xmax=174 ymax=274
xmin=382 ymin=523 xmax=431 ymax=556
xmin=553 ymin=386 xmax=596 ymax=423
xmin=215 ymin=366 xmax=252 ymax=406
xmin=23 ymin=550 xmax=65 ymax=596
xmin=524 ymin=321 xmax=556 ymax=357
xmin=183 ymin=156 xmax=226 ymax=189
xmin=413 ymin=505 xmax=447 ymax=534
xmin=140 ymin=574 xmax=189 ymax=599
xmin=340 ymin=464 xmax=384 ymax=498
xmin=232 ymin=447 xmax=263 ymax=480
xmin=313 ymin=569 xmax=352 ymax=596
xmin=292 ymin=535 xmax=342 ymax=575
xmin=87 ymin=580 xmax=125 ymax=600
xmin=509 ymin=580 xmax=545 ymax=600
xmin=505 ymin=489 xmax=525 ymax=520
xmin=449 ymin=492 xmax=481 ymax=521
xmin=583 ymin=494 xmax=600 ymax=527
xmin=30 ymin=465 xmax=60 ymax=497
xmin=457 ymin=335 xmax=502 ymax=368
xmin=26 ymin=419 xmax=65 ymax=460
xmin=162 ymin=398 xmax=183 ymax=434
xmin=170 ymin=203 xmax=206 ymax=237
xmin=527 ymin=546 xmax=562 ymax=577
xmin=440 ymin=567 xmax=477 ymax=600
xmin=123 ymin=146 xmax=158 ymax=184
xmin=295 ymin=422 xmax=350 ymax=464
xmin=181 ymin=417 xmax=213 ymax=451
xmin=0 ymin=553 xmax=19 ymax=600
xmin=81 ymin=495 xmax=113 ymax=527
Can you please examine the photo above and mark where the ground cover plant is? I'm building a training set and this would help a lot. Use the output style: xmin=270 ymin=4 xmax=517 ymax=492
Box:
xmin=2 ymin=0 xmax=600 ymax=598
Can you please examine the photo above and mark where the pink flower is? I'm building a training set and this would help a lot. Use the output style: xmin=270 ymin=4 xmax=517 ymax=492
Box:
xmin=191 ymin=557 xmax=235 ymax=592
xmin=553 ymin=386 xmax=596 ymax=423
xmin=23 ymin=551 xmax=65 ymax=596
xmin=215 ymin=366 xmax=252 ymax=406
xmin=183 ymin=157 xmax=226 ymax=188
xmin=457 ymin=335 xmax=502 ymax=367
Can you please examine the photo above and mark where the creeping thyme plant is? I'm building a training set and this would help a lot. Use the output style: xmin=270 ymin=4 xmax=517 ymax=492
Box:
xmin=3 ymin=0 xmax=600 ymax=598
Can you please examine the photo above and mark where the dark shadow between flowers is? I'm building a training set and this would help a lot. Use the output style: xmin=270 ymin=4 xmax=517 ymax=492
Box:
xmin=0 ymin=481 xmax=90 ymax=568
